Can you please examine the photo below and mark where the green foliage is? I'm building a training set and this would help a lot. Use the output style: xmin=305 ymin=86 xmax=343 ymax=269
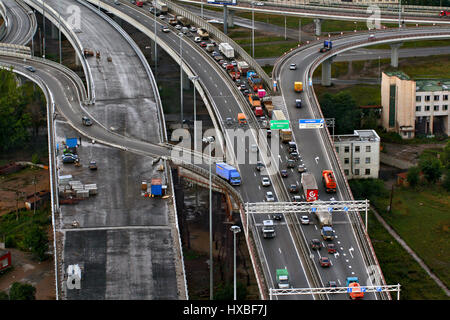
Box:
xmin=214 ymin=282 xmax=247 ymax=300
xmin=442 ymin=142 xmax=450 ymax=170
xmin=23 ymin=225 xmax=49 ymax=261
xmin=442 ymin=169 xmax=450 ymax=192
xmin=5 ymin=235 xmax=16 ymax=248
xmin=31 ymin=153 xmax=40 ymax=164
xmin=8 ymin=282 xmax=36 ymax=300
xmin=0 ymin=69 xmax=32 ymax=152
xmin=0 ymin=291 xmax=9 ymax=300
xmin=403 ymin=0 xmax=450 ymax=5
xmin=407 ymin=166 xmax=421 ymax=188
xmin=419 ymin=157 xmax=443 ymax=184
xmin=319 ymin=92 xmax=360 ymax=134
xmin=348 ymin=179 xmax=388 ymax=202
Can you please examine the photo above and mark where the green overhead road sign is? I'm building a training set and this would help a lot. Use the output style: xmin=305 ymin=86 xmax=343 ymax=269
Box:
xmin=270 ymin=120 xmax=290 ymax=130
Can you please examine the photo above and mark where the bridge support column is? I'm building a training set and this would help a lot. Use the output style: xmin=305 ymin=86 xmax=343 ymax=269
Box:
xmin=314 ymin=18 xmax=322 ymax=37
xmin=321 ymin=57 xmax=333 ymax=87
xmin=223 ymin=5 xmax=228 ymax=34
xmin=51 ymin=24 xmax=58 ymax=40
xmin=228 ymin=9 xmax=234 ymax=28
xmin=390 ymin=43 xmax=403 ymax=68
xmin=74 ymin=52 xmax=81 ymax=67
xmin=183 ymin=71 xmax=190 ymax=90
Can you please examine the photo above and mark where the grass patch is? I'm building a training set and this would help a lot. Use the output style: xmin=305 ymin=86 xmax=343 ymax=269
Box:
xmin=371 ymin=185 xmax=450 ymax=289
xmin=262 ymin=65 xmax=273 ymax=77
xmin=234 ymin=36 xmax=286 ymax=45
xmin=367 ymin=210 xmax=448 ymax=299
xmin=315 ymin=84 xmax=381 ymax=107
xmin=242 ymin=41 xmax=299 ymax=58
xmin=236 ymin=12 xmax=314 ymax=30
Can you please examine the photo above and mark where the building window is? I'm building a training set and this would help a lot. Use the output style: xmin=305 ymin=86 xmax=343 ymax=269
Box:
xmin=344 ymin=158 xmax=349 ymax=164
xmin=425 ymin=105 xmax=430 ymax=111
xmin=366 ymin=146 xmax=371 ymax=152
xmin=344 ymin=169 xmax=349 ymax=176
xmin=416 ymin=96 xmax=421 ymax=102
xmin=335 ymin=146 xmax=339 ymax=153
xmin=355 ymin=157 xmax=360 ymax=164
xmin=416 ymin=106 xmax=421 ymax=112
xmin=365 ymin=157 xmax=371 ymax=164
xmin=444 ymin=105 xmax=448 ymax=111
xmin=444 ymin=95 xmax=448 ymax=101
xmin=365 ymin=169 xmax=371 ymax=175
xmin=355 ymin=146 xmax=360 ymax=153
xmin=434 ymin=105 xmax=439 ymax=111
xmin=434 ymin=95 xmax=440 ymax=101
xmin=344 ymin=146 xmax=350 ymax=153
xmin=389 ymin=85 xmax=396 ymax=128
xmin=355 ymin=169 xmax=360 ymax=176
xmin=425 ymin=96 xmax=430 ymax=102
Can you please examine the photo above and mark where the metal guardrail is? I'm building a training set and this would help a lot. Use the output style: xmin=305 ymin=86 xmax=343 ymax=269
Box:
xmin=82 ymin=0 xmax=168 ymax=143
xmin=166 ymin=0 xmax=272 ymax=91
xmin=24 ymin=0 xmax=95 ymax=105
xmin=0 ymin=43 xmax=31 ymax=54
xmin=15 ymin=0 xmax=38 ymax=45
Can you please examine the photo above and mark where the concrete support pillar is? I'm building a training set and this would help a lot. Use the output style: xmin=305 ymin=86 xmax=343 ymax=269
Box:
xmin=75 ymin=52 xmax=81 ymax=67
xmin=223 ymin=5 xmax=228 ymax=34
xmin=321 ymin=57 xmax=333 ymax=87
xmin=150 ymin=40 xmax=156 ymax=63
xmin=390 ymin=43 xmax=403 ymax=68
xmin=183 ymin=71 xmax=190 ymax=90
xmin=51 ymin=23 xmax=58 ymax=40
xmin=314 ymin=18 xmax=322 ymax=37
xmin=228 ymin=9 xmax=234 ymax=28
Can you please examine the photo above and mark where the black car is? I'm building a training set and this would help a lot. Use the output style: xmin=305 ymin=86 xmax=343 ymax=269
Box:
xmin=82 ymin=116 xmax=92 ymax=126
xmin=289 ymin=152 xmax=299 ymax=160
xmin=287 ymin=159 xmax=295 ymax=168
xmin=288 ymin=141 xmax=297 ymax=153
xmin=267 ymin=130 xmax=272 ymax=138
xmin=328 ymin=281 xmax=337 ymax=288
xmin=298 ymin=165 xmax=306 ymax=173
xmin=289 ymin=184 xmax=299 ymax=193
xmin=256 ymin=162 xmax=265 ymax=171
xmin=271 ymin=213 xmax=283 ymax=221
xmin=295 ymin=99 xmax=302 ymax=108
xmin=311 ymin=239 xmax=321 ymax=250
xmin=281 ymin=169 xmax=288 ymax=177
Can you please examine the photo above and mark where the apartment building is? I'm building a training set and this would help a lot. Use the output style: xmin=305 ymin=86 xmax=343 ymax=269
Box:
xmin=333 ymin=130 xmax=380 ymax=179
xmin=381 ymin=71 xmax=450 ymax=139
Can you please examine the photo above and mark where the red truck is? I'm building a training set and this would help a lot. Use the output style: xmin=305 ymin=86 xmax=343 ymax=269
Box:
xmin=322 ymin=170 xmax=337 ymax=193
xmin=254 ymin=106 xmax=263 ymax=117
xmin=301 ymin=173 xmax=318 ymax=202
xmin=228 ymin=70 xmax=240 ymax=81
xmin=439 ymin=10 xmax=450 ymax=17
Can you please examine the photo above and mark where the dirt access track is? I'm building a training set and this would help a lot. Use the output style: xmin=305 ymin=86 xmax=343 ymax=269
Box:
xmin=0 ymin=249 xmax=55 ymax=299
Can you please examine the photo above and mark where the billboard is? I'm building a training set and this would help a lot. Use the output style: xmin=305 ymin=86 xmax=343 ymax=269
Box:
xmin=207 ymin=0 xmax=238 ymax=5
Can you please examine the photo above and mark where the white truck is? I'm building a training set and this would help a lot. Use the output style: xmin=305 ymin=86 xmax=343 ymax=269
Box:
xmin=262 ymin=220 xmax=276 ymax=238
xmin=219 ymin=42 xmax=234 ymax=59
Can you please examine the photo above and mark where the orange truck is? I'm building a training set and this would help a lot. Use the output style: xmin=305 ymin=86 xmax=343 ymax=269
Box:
xmin=248 ymin=94 xmax=261 ymax=108
xmin=322 ymin=170 xmax=337 ymax=193
xmin=346 ymin=277 xmax=364 ymax=300
xmin=228 ymin=70 xmax=240 ymax=81
xmin=238 ymin=113 xmax=247 ymax=125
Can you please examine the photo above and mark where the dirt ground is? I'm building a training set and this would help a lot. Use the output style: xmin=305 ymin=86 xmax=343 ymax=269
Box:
xmin=0 ymin=167 xmax=50 ymax=216
xmin=0 ymin=248 xmax=55 ymax=300
xmin=382 ymin=142 xmax=447 ymax=165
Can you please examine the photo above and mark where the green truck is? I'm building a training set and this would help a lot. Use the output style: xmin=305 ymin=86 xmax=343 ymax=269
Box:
xmin=276 ymin=269 xmax=290 ymax=289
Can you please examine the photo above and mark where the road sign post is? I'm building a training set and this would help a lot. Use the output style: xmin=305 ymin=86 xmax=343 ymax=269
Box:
xmin=270 ymin=120 xmax=290 ymax=130
xmin=299 ymin=119 xmax=324 ymax=129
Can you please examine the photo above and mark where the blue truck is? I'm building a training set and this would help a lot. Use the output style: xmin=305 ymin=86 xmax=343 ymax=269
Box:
xmin=320 ymin=40 xmax=332 ymax=53
xmin=216 ymin=163 xmax=241 ymax=185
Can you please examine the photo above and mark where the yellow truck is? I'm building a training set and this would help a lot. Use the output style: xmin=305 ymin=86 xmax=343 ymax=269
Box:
xmin=272 ymin=110 xmax=292 ymax=143
xmin=294 ymin=81 xmax=303 ymax=93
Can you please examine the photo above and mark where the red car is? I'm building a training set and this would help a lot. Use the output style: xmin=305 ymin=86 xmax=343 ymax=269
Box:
xmin=439 ymin=10 xmax=450 ymax=17
xmin=136 ymin=1 xmax=143 ymax=7
xmin=200 ymin=42 xmax=207 ymax=47
xmin=327 ymin=243 xmax=337 ymax=254
xmin=319 ymin=257 xmax=331 ymax=267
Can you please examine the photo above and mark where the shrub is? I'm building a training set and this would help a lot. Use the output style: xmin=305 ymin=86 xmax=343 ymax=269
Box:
xmin=407 ymin=166 xmax=421 ymax=188
xmin=8 ymin=282 xmax=36 ymax=300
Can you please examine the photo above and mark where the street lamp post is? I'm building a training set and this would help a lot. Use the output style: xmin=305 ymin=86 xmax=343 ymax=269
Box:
xmin=251 ymin=2 xmax=255 ymax=58
xmin=179 ymin=33 xmax=184 ymax=124
xmin=230 ymin=225 xmax=241 ymax=300
xmin=189 ymin=75 xmax=200 ymax=152
xmin=42 ymin=0 xmax=45 ymax=58
xmin=203 ymin=136 xmax=215 ymax=300
xmin=154 ymin=0 xmax=158 ymax=81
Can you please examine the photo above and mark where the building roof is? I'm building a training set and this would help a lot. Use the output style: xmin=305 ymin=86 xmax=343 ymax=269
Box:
xmin=333 ymin=130 xmax=380 ymax=143
xmin=416 ymin=79 xmax=450 ymax=93
xmin=385 ymin=71 xmax=410 ymax=80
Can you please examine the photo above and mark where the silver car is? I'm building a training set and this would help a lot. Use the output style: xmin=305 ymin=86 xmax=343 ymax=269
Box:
xmin=265 ymin=191 xmax=275 ymax=202
xmin=289 ymin=63 xmax=297 ymax=70
xmin=300 ymin=216 xmax=310 ymax=225
xmin=261 ymin=177 xmax=271 ymax=187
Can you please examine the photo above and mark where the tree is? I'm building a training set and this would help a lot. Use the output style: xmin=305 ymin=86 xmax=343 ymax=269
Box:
xmin=8 ymin=282 xmax=36 ymax=300
xmin=442 ymin=169 xmax=450 ymax=192
xmin=320 ymin=92 xmax=360 ymax=135
xmin=0 ymin=291 xmax=9 ymax=300
xmin=214 ymin=282 xmax=247 ymax=300
xmin=24 ymin=225 xmax=49 ymax=261
xmin=407 ymin=166 xmax=421 ymax=188
xmin=441 ymin=141 xmax=450 ymax=170
xmin=419 ymin=157 xmax=443 ymax=184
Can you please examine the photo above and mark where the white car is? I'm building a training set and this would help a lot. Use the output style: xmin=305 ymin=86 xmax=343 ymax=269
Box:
xmin=300 ymin=216 xmax=310 ymax=225
xmin=161 ymin=27 xmax=170 ymax=33
xmin=159 ymin=15 xmax=165 ymax=20
xmin=289 ymin=63 xmax=297 ymax=70
xmin=265 ymin=191 xmax=275 ymax=202
xmin=190 ymin=26 xmax=197 ymax=32
xmin=255 ymin=2 xmax=264 ymax=6
xmin=261 ymin=177 xmax=271 ymax=187
xmin=194 ymin=37 xmax=201 ymax=43
xmin=175 ymin=24 xmax=182 ymax=30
